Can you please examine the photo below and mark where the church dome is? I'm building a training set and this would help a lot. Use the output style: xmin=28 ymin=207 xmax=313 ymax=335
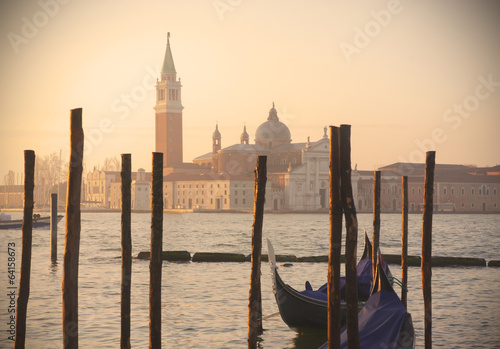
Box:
xmin=255 ymin=103 xmax=291 ymax=147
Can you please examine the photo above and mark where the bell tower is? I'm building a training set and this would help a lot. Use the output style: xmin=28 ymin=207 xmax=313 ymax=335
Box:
xmin=211 ymin=124 xmax=221 ymax=173
xmin=154 ymin=33 xmax=184 ymax=167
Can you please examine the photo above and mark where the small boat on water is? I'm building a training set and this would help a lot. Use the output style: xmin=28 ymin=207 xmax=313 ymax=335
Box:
xmin=0 ymin=213 xmax=63 ymax=230
xmin=318 ymin=253 xmax=415 ymax=349
xmin=267 ymin=232 xmax=391 ymax=330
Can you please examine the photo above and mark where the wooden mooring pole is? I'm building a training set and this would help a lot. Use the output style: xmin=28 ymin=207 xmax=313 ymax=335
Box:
xmin=401 ymin=176 xmax=409 ymax=308
xmin=14 ymin=150 xmax=35 ymax=349
xmin=422 ymin=151 xmax=435 ymax=349
xmin=339 ymin=125 xmax=360 ymax=349
xmin=248 ymin=155 xmax=266 ymax=349
xmin=372 ymin=170 xmax=381 ymax=284
xmin=150 ymin=152 xmax=163 ymax=349
xmin=121 ymin=154 xmax=132 ymax=349
xmin=327 ymin=126 xmax=342 ymax=349
xmin=51 ymin=193 xmax=57 ymax=262
xmin=63 ymin=108 xmax=84 ymax=349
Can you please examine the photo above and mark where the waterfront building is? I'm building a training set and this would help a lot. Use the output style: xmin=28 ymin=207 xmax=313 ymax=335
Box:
xmin=0 ymin=185 xmax=23 ymax=209
xmin=355 ymin=163 xmax=500 ymax=213
xmin=86 ymin=168 xmax=151 ymax=209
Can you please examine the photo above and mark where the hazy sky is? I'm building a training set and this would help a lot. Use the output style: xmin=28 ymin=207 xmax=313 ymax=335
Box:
xmin=1 ymin=0 xmax=499 ymax=180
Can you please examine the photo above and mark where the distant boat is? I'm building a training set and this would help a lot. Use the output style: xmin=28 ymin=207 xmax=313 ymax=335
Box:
xmin=0 ymin=214 xmax=63 ymax=230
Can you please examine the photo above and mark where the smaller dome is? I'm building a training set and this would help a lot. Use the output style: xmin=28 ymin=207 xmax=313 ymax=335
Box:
xmin=241 ymin=125 xmax=249 ymax=138
xmin=240 ymin=125 xmax=250 ymax=144
xmin=212 ymin=124 xmax=221 ymax=138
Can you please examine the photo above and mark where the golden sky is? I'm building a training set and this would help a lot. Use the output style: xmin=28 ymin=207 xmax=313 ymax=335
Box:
xmin=1 ymin=0 xmax=499 ymax=178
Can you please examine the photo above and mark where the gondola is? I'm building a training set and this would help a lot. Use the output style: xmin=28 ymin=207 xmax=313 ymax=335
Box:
xmin=0 ymin=214 xmax=63 ymax=230
xmin=267 ymin=232 xmax=390 ymax=330
xmin=319 ymin=253 xmax=415 ymax=348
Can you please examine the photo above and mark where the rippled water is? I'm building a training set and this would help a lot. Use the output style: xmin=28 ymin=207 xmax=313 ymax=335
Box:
xmin=0 ymin=212 xmax=499 ymax=348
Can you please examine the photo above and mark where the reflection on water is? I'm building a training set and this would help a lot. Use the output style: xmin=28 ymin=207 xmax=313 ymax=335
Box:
xmin=0 ymin=213 xmax=499 ymax=348
xmin=292 ymin=329 xmax=328 ymax=349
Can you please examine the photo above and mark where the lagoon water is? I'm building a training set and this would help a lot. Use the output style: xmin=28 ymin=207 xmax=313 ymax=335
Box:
xmin=0 ymin=212 xmax=499 ymax=348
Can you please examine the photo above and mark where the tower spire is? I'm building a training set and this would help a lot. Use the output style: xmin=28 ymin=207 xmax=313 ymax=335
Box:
xmin=162 ymin=33 xmax=176 ymax=76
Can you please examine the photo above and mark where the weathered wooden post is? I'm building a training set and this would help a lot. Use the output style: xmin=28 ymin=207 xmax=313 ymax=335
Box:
xmin=150 ymin=152 xmax=163 ymax=349
xmin=121 ymin=154 xmax=132 ymax=349
xmin=51 ymin=193 xmax=57 ymax=262
xmin=248 ymin=155 xmax=266 ymax=349
xmin=327 ymin=126 xmax=342 ymax=349
xmin=63 ymin=108 xmax=84 ymax=349
xmin=339 ymin=125 xmax=360 ymax=349
xmin=372 ymin=170 xmax=381 ymax=283
xmin=401 ymin=175 xmax=409 ymax=308
xmin=14 ymin=150 xmax=35 ymax=349
xmin=422 ymin=151 xmax=435 ymax=349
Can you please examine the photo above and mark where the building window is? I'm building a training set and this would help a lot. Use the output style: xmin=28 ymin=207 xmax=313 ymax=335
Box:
xmin=443 ymin=188 xmax=447 ymax=195
xmin=462 ymin=203 xmax=465 ymax=208
xmin=411 ymin=187 xmax=415 ymax=195
xmin=224 ymin=190 xmax=227 ymax=195
xmin=479 ymin=188 xmax=482 ymax=195
xmin=471 ymin=202 xmax=475 ymax=208
xmin=224 ymin=198 xmax=227 ymax=204
xmin=243 ymin=198 xmax=246 ymax=204
xmin=243 ymin=190 xmax=246 ymax=195
xmin=418 ymin=188 xmax=421 ymax=195
xmin=494 ymin=203 xmax=497 ymax=208
xmin=235 ymin=198 xmax=238 ymax=204
xmin=202 ymin=199 xmax=204 ymax=204
xmin=451 ymin=187 xmax=455 ymax=195
xmin=462 ymin=188 xmax=465 ymax=195
xmin=210 ymin=198 xmax=213 ymax=204
xmin=235 ymin=190 xmax=238 ymax=196
xmin=471 ymin=188 xmax=475 ymax=195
